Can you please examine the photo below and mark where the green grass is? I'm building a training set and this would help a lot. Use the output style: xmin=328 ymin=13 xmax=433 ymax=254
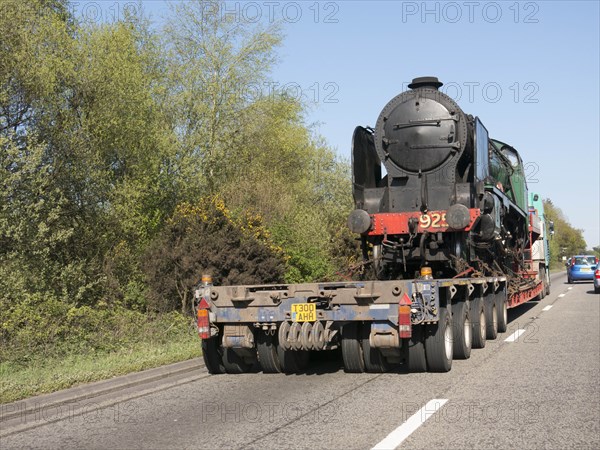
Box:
xmin=0 ymin=336 xmax=201 ymax=404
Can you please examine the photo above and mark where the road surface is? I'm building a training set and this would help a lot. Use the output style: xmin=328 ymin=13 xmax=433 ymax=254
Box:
xmin=2 ymin=272 xmax=598 ymax=449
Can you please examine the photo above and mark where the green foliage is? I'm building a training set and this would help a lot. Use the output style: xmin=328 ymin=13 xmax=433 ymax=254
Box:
xmin=0 ymin=0 xmax=356 ymax=372
xmin=164 ymin=0 xmax=283 ymax=196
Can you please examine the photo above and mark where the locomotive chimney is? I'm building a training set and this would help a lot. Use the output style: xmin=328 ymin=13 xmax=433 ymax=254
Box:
xmin=408 ymin=76 xmax=443 ymax=90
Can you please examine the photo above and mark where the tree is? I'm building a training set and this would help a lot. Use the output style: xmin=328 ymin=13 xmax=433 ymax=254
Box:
xmin=544 ymin=199 xmax=587 ymax=266
xmin=143 ymin=196 xmax=285 ymax=313
xmin=163 ymin=0 xmax=283 ymax=197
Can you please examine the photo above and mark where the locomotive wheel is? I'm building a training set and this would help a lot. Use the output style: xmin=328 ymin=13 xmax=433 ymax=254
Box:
xmin=361 ymin=324 xmax=389 ymax=373
xmin=256 ymin=331 xmax=282 ymax=373
xmin=222 ymin=348 xmax=253 ymax=374
xmin=407 ymin=325 xmax=427 ymax=372
xmin=451 ymin=301 xmax=471 ymax=360
xmin=485 ymin=295 xmax=498 ymax=340
xmin=202 ymin=337 xmax=225 ymax=374
xmin=470 ymin=297 xmax=486 ymax=349
xmin=496 ymin=293 xmax=508 ymax=333
xmin=425 ymin=307 xmax=453 ymax=372
xmin=277 ymin=348 xmax=310 ymax=374
xmin=341 ymin=323 xmax=365 ymax=373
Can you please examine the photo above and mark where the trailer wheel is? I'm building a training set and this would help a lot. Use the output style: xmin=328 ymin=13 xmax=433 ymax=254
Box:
xmin=452 ymin=301 xmax=471 ymax=360
xmin=407 ymin=325 xmax=427 ymax=372
xmin=485 ymin=295 xmax=498 ymax=340
xmin=470 ymin=297 xmax=486 ymax=349
xmin=341 ymin=323 xmax=365 ymax=373
xmin=425 ymin=307 xmax=453 ymax=372
xmin=539 ymin=267 xmax=546 ymax=299
xmin=201 ymin=337 xmax=225 ymax=374
xmin=361 ymin=324 xmax=389 ymax=373
xmin=496 ymin=293 xmax=508 ymax=333
xmin=257 ymin=332 xmax=282 ymax=373
xmin=277 ymin=348 xmax=310 ymax=374
xmin=222 ymin=348 xmax=252 ymax=374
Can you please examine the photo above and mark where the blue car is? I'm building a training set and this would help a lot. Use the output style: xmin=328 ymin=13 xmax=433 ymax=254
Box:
xmin=567 ymin=255 xmax=598 ymax=283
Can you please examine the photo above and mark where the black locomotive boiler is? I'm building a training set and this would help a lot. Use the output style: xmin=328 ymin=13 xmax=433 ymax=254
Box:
xmin=348 ymin=77 xmax=530 ymax=280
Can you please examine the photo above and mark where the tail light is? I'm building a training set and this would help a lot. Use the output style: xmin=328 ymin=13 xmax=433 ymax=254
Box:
xmin=398 ymin=293 xmax=412 ymax=338
xmin=595 ymin=269 xmax=600 ymax=279
xmin=197 ymin=308 xmax=211 ymax=339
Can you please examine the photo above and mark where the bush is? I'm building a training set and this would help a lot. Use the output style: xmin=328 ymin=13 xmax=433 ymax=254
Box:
xmin=143 ymin=196 xmax=286 ymax=313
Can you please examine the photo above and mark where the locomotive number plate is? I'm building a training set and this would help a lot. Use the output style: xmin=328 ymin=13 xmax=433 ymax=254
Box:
xmin=291 ymin=303 xmax=316 ymax=322
xmin=419 ymin=212 xmax=448 ymax=230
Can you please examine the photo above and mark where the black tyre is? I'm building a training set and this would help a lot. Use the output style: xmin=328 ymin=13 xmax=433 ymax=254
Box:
xmin=484 ymin=295 xmax=498 ymax=340
xmin=496 ymin=292 xmax=508 ymax=333
xmin=539 ymin=267 xmax=546 ymax=300
xmin=568 ymin=275 xmax=573 ymax=284
xmin=277 ymin=347 xmax=310 ymax=374
xmin=407 ymin=325 xmax=427 ymax=372
xmin=425 ymin=307 xmax=453 ymax=372
xmin=452 ymin=301 xmax=471 ymax=360
xmin=341 ymin=323 xmax=365 ymax=373
xmin=470 ymin=297 xmax=486 ymax=349
xmin=361 ymin=324 xmax=389 ymax=373
xmin=257 ymin=332 xmax=282 ymax=373
xmin=222 ymin=348 xmax=252 ymax=374
xmin=595 ymin=286 xmax=600 ymax=294
xmin=202 ymin=337 xmax=225 ymax=374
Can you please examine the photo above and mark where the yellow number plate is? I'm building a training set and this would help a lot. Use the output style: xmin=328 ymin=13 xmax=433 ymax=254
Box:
xmin=291 ymin=303 xmax=316 ymax=322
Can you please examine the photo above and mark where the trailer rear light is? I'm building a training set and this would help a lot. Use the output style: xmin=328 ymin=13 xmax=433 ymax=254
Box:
xmin=398 ymin=293 xmax=412 ymax=338
xmin=197 ymin=309 xmax=211 ymax=339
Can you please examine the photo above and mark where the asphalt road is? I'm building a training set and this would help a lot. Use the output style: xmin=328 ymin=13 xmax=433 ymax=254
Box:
xmin=2 ymin=272 xmax=599 ymax=450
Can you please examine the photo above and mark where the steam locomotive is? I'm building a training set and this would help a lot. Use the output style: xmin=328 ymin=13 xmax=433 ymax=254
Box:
xmin=348 ymin=77 xmax=530 ymax=281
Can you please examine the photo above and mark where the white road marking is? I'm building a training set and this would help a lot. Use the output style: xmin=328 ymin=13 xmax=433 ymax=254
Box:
xmin=542 ymin=305 xmax=553 ymax=311
xmin=558 ymin=294 xmax=566 ymax=298
xmin=505 ymin=329 xmax=526 ymax=342
xmin=567 ymin=287 xmax=573 ymax=290
xmin=371 ymin=399 xmax=448 ymax=450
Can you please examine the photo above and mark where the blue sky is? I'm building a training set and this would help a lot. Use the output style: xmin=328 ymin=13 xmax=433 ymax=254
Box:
xmin=74 ymin=1 xmax=600 ymax=248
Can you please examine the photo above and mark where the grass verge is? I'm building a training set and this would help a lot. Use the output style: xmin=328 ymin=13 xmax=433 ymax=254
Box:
xmin=0 ymin=334 xmax=200 ymax=404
